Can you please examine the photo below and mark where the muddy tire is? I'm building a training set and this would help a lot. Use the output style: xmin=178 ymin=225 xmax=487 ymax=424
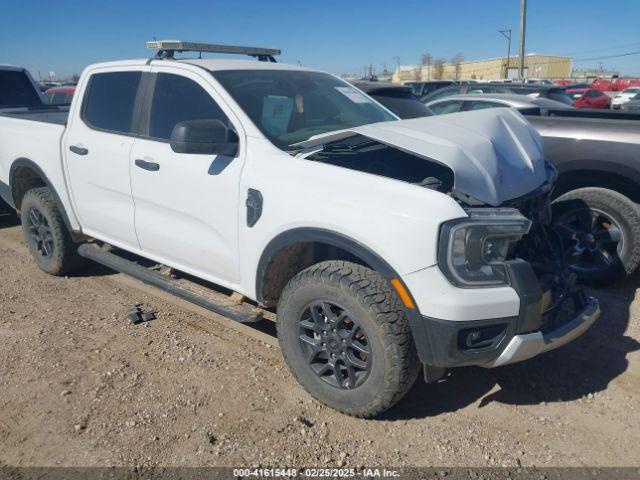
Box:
xmin=552 ymin=187 xmax=640 ymax=285
xmin=276 ymin=260 xmax=421 ymax=418
xmin=20 ymin=187 xmax=84 ymax=276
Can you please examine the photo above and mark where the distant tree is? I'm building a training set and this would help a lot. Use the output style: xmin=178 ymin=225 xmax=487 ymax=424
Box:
xmin=451 ymin=53 xmax=464 ymax=80
xmin=433 ymin=58 xmax=445 ymax=80
xmin=71 ymin=73 xmax=80 ymax=83
xmin=420 ymin=53 xmax=433 ymax=81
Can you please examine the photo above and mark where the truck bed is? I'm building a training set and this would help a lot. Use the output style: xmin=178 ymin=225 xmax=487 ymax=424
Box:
xmin=0 ymin=106 xmax=69 ymax=125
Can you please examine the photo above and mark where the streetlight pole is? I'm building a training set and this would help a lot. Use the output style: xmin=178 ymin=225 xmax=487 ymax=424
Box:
xmin=499 ymin=29 xmax=512 ymax=79
xmin=518 ymin=0 xmax=527 ymax=79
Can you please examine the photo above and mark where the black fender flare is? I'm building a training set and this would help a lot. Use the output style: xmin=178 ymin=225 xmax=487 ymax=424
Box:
xmin=255 ymin=228 xmax=431 ymax=362
xmin=9 ymin=158 xmax=78 ymax=235
xmin=255 ymin=227 xmax=400 ymax=302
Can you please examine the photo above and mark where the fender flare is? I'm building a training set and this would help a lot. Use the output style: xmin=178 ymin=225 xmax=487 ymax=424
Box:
xmin=255 ymin=227 xmax=400 ymax=304
xmin=255 ymin=227 xmax=432 ymax=362
xmin=9 ymin=158 xmax=77 ymax=234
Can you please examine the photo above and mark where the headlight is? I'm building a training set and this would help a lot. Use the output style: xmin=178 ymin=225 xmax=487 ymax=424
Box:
xmin=438 ymin=209 xmax=532 ymax=288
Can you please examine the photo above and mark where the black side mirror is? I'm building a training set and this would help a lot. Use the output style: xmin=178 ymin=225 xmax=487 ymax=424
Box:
xmin=169 ymin=119 xmax=239 ymax=156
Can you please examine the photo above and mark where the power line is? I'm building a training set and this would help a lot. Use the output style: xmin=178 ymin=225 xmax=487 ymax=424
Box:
xmin=573 ymin=50 xmax=640 ymax=62
xmin=564 ymin=41 xmax=640 ymax=56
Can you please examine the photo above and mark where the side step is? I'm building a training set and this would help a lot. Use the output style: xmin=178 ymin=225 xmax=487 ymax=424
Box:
xmin=77 ymin=243 xmax=263 ymax=323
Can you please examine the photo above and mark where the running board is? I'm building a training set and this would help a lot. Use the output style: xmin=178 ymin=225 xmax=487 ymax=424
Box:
xmin=77 ymin=243 xmax=263 ymax=323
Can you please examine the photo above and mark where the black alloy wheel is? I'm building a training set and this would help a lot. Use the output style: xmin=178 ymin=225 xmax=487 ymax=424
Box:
xmin=27 ymin=207 xmax=55 ymax=259
xmin=298 ymin=300 xmax=371 ymax=390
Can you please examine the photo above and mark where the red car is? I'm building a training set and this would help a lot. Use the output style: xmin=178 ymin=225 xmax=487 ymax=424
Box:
xmin=612 ymin=77 xmax=640 ymax=92
xmin=43 ymin=86 xmax=75 ymax=105
xmin=568 ymin=88 xmax=612 ymax=109
xmin=553 ymin=79 xmax=576 ymax=86
xmin=590 ymin=78 xmax=613 ymax=92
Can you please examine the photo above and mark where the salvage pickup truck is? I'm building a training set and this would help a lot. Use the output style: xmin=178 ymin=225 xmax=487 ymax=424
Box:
xmin=0 ymin=42 xmax=599 ymax=417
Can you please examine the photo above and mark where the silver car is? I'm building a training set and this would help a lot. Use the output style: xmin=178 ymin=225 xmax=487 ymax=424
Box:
xmin=424 ymin=93 xmax=572 ymax=115
xmin=621 ymin=93 xmax=640 ymax=112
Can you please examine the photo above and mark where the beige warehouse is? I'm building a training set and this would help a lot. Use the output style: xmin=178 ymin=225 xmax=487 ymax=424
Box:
xmin=392 ymin=54 xmax=573 ymax=83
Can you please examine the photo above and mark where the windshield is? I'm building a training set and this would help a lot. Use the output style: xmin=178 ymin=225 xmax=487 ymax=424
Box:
xmin=212 ymin=70 xmax=396 ymax=150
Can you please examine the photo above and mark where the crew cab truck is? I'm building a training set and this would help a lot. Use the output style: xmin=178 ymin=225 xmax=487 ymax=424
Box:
xmin=0 ymin=42 xmax=600 ymax=417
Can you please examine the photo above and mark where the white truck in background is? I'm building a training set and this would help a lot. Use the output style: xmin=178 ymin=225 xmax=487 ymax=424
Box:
xmin=0 ymin=42 xmax=599 ymax=417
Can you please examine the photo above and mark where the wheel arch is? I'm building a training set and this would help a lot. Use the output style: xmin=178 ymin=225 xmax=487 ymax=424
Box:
xmin=255 ymin=228 xmax=410 ymax=308
xmin=9 ymin=158 xmax=76 ymax=234
xmin=554 ymin=164 xmax=640 ymax=204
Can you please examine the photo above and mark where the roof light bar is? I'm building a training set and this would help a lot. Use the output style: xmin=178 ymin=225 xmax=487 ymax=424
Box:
xmin=146 ymin=40 xmax=281 ymax=62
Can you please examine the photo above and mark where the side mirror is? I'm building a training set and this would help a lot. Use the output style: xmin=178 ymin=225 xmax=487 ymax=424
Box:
xmin=169 ymin=119 xmax=238 ymax=156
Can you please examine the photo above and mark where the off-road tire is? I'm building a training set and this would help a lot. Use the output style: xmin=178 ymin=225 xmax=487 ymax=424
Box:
xmin=552 ymin=187 xmax=640 ymax=284
xmin=277 ymin=260 xmax=421 ymax=418
xmin=20 ymin=187 xmax=84 ymax=276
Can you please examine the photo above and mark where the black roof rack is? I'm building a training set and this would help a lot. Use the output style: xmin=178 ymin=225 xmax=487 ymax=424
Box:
xmin=146 ymin=40 xmax=281 ymax=62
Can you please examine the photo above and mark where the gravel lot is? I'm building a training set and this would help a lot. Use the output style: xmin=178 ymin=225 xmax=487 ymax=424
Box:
xmin=1 ymin=213 xmax=639 ymax=468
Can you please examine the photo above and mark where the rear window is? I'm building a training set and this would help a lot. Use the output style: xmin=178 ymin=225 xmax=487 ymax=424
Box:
xmin=0 ymin=69 xmax=42 ymax=108
xmin=82 ymin=71 xmax=141 ymax=134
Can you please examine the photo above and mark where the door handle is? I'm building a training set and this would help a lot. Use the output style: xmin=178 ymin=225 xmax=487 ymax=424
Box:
xmin=135 ymin=159 xmax=160 ymax=172
xmin=69 ymin=145 xmax=88 ymax=155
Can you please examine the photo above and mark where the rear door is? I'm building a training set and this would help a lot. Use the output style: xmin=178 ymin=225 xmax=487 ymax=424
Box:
xmin=64 ymin=67 xmax=147 ymax=247
xmin=129 ymin=66 xmax=245 ymax=284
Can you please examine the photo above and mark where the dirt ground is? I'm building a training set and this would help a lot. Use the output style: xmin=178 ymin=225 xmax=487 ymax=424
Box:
xmin=1 ymin=213 xmax=639 ymax=469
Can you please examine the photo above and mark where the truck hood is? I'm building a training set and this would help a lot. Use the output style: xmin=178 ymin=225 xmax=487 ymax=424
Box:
xmin=296 ymin=108 xmax=548 ymax=206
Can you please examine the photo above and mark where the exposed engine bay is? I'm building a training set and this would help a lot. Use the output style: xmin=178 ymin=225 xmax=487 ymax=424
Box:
xmin=507 ymin=190 xmax=587 ymax=331
xmin=305 ymin=135 xmax=454 ymax=194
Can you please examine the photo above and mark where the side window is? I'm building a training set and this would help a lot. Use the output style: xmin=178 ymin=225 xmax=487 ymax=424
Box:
xmin=82 ymin=71 xmax=142 ymax=134
xmin=468 ymin=101 xmax=502 ymax=110
xmin=429 ymin=101 xmax=463 ymax=115
xmin=148 ymin=73 xmax=231 ymax=141
xmin=588 ymin=90 xmax=603 ymax=98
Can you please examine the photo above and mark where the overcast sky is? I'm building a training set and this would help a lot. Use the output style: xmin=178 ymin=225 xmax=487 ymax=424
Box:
xmin=1 ymin=0 xmax=639 ymax=79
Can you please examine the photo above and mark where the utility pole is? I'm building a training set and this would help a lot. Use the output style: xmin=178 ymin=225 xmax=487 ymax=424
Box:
xmin=518 ymin=0 xmax=527 ymax=79
xmin=499 ymin=29 xmax=512 ymax=79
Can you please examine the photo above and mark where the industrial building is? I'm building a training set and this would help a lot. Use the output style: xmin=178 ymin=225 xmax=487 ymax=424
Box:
xmin=392 ymin=54 xmax=573 ymax=83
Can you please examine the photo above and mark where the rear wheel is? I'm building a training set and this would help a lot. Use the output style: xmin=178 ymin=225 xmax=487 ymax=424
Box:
xmin=552 ymin=187 xmax=640 ymax=284
xmin=20 ymin=187 xmax=84 ymax=275
xmin=277 ymin=260 xmax=421 ymax=418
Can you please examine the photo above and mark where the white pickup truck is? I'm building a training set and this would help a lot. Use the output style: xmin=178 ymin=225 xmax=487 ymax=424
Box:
xmin=0 ymin=42 xmax=599 ymax=417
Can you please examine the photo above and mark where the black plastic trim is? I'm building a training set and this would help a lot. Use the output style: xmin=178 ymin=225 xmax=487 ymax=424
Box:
xmin=0 ymin=179 xmax=14 ymax=209
xmin=246 ymin=189 xmax=263 ymax=227
xmin=8 ymin=158 xmax=78 ymax=235
xmin=420 ymin=314 xmax=518 ymax=367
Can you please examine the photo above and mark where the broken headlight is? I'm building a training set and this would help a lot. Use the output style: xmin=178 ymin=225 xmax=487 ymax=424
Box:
xmin=438 ymin=209 xmax=532 ymax=287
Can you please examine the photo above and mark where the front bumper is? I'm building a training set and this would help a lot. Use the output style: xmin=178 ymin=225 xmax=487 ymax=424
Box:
xmin=482 ymin=295 xmax=599 ymax=368
xmin=403 ymin=260 xmax=600 ymax=369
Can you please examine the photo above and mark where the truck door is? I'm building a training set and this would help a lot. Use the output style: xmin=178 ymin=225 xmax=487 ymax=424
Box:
xmin=64 ymin=68 xmax=146 ymax=248
xmin=129 ymin=68 xmax=244 ymax=284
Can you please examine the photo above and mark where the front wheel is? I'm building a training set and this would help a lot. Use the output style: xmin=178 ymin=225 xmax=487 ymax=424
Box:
xmin=20 ymin=187 xmax=84 ymax=276
xmin=276 ymin=260 xmax=421 ymax=418
xmin=552 ymin=187 xmax=640 ymax=284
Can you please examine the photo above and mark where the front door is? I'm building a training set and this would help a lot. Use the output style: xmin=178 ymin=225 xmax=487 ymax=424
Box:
xmin=64 ymin=68 xmax=145 ymax=247
xmin=129 ymin=68 xmax=244 ymax=284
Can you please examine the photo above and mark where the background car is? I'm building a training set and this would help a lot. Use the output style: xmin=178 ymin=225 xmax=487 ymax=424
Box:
xmin=590 ymin=78 xmax=613 ymax=92
xmin=424 ymin=93 xmax=571 ymax=115
xmin=350 ymin=81 xmax=433 ymax=118
xmin=612 ymin=87 xmax=640 ymax=109
xmin=403 ymin=80 xmax=457 ymax=98
xmin=621 ymin=92 xmax=640 ymax=112
xmin=612 ymin=78 xmax=640 ymax=92
xmin=570 ymin=88 xmax=611 ymax=109
xmin=42 ymin=86 xmax=75 ymax=105
xmin=421 ymin=82 xmax=574 ymax=105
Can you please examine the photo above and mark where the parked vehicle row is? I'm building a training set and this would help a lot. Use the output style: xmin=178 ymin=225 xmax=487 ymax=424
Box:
xmin=0 ymin=42 xmax=600 ymax=417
